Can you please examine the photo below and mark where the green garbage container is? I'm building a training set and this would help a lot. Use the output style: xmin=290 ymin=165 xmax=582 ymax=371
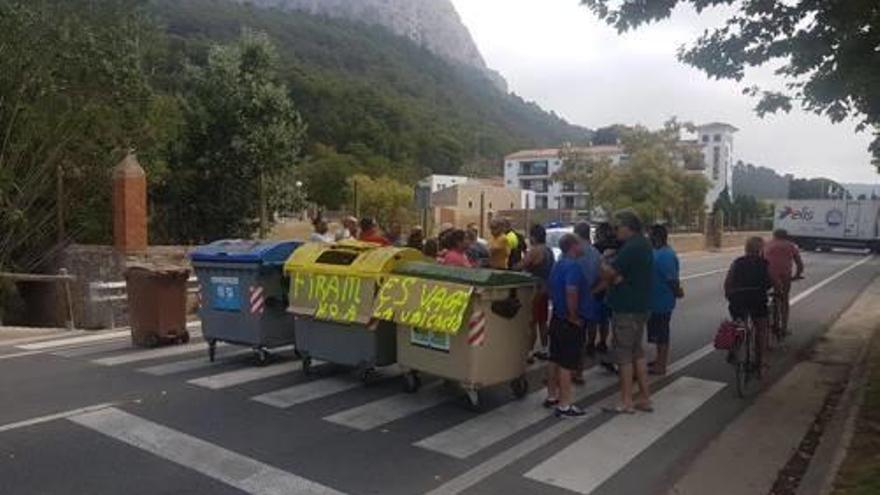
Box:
xmin=373 ymin=261 xmax=538 ymax=408
xmin=190 ymin=240 xmax=301 ymax=365
xmin=284 ymin=241 xmax=426 ymax=382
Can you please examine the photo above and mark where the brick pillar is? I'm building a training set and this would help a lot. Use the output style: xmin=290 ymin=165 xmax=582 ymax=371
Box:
xmin=113 ymin=153 xmax=147 ymax=253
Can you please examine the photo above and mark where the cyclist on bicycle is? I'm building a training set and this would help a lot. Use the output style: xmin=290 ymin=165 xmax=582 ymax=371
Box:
xmin=724 ymin=237 xmax=774 ymax=373
xmin=763 ymin=229 xmax=804 ymax=335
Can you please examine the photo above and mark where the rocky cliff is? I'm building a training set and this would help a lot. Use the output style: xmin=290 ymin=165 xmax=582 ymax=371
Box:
xmin=239 ymin=0 xmax=507 ymax=90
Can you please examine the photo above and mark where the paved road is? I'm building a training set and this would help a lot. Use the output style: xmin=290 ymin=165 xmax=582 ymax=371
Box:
xmin=0 ymin=250 xmax=876 ymax=495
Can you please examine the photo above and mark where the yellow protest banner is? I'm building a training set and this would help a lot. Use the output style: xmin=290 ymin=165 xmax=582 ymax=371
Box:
xmin=289 ymin=271 xmax=375 ymax=324
xmin=372 ymin=275 xmax=473 ymax=334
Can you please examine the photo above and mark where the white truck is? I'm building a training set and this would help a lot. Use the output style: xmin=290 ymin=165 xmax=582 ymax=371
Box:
xmin=773 ymin=200 xmax=880 ymax=252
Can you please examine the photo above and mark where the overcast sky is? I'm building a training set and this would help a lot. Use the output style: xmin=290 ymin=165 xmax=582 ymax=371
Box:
xmin=451 ymin=0 xmax=878 ymax=185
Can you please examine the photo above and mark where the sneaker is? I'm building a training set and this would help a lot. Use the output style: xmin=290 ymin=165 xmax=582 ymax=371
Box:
xmin=600 ymin=361 xmax=618 ymax=375
xmin=542 ymin=398 xmax=560 ymax=409
xmin=597 ymin=342 xmax=609 ymax=354
xmin=533 ymin=350 xmax=549 ymax=361
xmin=555 ymin=405 xmax=587 ymax=418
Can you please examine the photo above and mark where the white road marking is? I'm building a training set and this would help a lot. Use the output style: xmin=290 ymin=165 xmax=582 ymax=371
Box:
xmin=415 ymin=368 xmax=617 ymax=459
xmin=16 ymin=330 xmax=131 ymax=351
xmin=253 ymin=377 xmax=363 ymax=409
xmin=323 ymin=381 xmax=449 ymax=431
xmin=137 ymin=345 xmax=296 ymax=376
xmin=525 ymin=377 xmax=726 ymax=494
xmin=0 ymin=350 xmax=46 ymax=361
xmin=0 ymin=403 xmax=115 ymax=434
xmin=187 ymin=360 xmax=304 ymax=390
xmin=425 ymin=411 xmax=601 ymax=495
xmin=70 ymin=407 xmax=346 ymax=495
xmin=789 ymin=255 xmax=873 ymax=305
xmin=681 ymin=268 xmax=727 ymax=281
xmin=52 ymin=340 xmax=135 ymax=358
xmin=92 ymin=341 xmax=216 ymax=366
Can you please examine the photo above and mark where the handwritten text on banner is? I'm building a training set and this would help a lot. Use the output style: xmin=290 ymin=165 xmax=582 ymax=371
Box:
xmin=290 ymin=272 xmax=374 ymax=323
xmin=372 ymin=276 xmax=473 ymax=334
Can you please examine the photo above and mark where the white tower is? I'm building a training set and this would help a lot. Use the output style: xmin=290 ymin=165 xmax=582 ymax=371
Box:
xmin=697 ymin=123 xmax=738 ymax=209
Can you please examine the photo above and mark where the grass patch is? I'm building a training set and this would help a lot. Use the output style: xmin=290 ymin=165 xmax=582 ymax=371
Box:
xmin=832 ymin=334 xmax=880 ymax=495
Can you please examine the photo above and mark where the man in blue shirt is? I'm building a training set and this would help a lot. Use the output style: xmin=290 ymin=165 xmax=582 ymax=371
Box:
xmin=648 ymin=224 xmax=680 ymax=376
xmin=545 ymin=233 xmax=597 ymax=418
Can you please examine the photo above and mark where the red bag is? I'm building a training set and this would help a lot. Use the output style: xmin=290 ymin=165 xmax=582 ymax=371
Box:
xmin=714 ymin=320 xmax=743 ymax=350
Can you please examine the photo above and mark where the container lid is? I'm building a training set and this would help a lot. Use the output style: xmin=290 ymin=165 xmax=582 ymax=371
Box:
xmin=284 ymin=242 xmax=425 ymax=275
xmin=393 ymin=261 xmax=537 ymax=287
xmin=190 ymin=240 xmax=301 ymax=265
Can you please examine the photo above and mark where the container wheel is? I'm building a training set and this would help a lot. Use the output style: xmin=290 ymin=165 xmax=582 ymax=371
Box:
xmin=359 ymin=366 xmax=377 ymax=385
xmin=465 ymin=389 xmax=482 ymax=412
xmin=511 ymin=375 xmax=529 ymax=399
xmin=145 ymin=333 xmax=161 ymax=349
xmin=180 ymin=331 xmax=191 ymax=345
xmin=302 ymin=356 xmax=313 ymax=376
xmin=208 ymin=340 xmax=217 ymax=362
xmin=256 ymin=349 xmax=270 ymax=366
xmin=403 ymin=371 xmax=421 ymax=393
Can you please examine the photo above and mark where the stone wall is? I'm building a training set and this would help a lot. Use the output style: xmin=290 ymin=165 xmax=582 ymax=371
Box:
xmin=56 ymin=245 xmax=194 ymax=329
xmin=721 ymin=231 xmax=770 ymax=249
xmin=668 ymin=233 xmax=706 ymax=253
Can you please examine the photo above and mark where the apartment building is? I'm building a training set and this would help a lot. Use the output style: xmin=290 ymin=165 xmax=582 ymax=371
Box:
xmin=503 ymin=146 xmax=625 ymax=211
xmin=503 ymin=122 xmax=738 ymax=211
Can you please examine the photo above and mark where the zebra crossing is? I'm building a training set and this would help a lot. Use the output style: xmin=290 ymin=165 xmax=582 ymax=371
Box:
xmin=3 ymin=327 xmax=729 ymax=495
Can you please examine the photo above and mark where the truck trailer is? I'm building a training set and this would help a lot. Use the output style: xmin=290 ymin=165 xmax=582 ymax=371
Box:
xmin=773 ymin=200 xmax=880 ymax=253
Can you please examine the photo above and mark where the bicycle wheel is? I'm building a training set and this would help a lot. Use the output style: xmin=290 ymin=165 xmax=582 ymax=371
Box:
xmin=731 ymin=333 xmax=748 ymax=398
xmin=775 ymin=296 xmax=787 ymax=346
xmin=768 ymin=298 xmax=780 ymax=348
xmin=738 ymin=328 xmax=762 ymax=398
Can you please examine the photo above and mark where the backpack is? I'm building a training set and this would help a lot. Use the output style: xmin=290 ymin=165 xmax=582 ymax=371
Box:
xmin=508 ymin=231 xmax=527 ymax=267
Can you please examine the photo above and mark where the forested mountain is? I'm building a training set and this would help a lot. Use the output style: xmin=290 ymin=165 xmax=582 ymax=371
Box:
xmin=150 ymin=0 xmax=590 ymax=177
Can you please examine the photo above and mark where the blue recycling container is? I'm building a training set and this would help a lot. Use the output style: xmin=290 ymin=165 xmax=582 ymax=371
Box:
xmin=190 ymin=240 xmax=301 ymax=364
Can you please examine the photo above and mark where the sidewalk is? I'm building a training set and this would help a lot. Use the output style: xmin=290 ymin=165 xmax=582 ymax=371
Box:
xmin=668 ymin=274 xmax=880 ymax=495
xmin=0 ymin=326 xmax=80 ymax=345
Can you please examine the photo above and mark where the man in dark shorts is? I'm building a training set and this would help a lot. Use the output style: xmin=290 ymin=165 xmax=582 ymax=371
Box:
xmin=725 ymin=236 xmax=773 ymax=371
xmin=600 ymin=209 xmax=654 ymax=414
xmin=545 ymin=234 xmax=591 ymax=418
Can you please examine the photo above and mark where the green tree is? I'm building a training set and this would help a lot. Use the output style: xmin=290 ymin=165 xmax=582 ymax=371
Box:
xmin=0 ymin=0 xmax=160 ymax=273
xmin=349 ymin=175 xmax=415 ymax=229
xmin=581 ymin=0 xmax=880 ymax=172
xmin=555 ymin=120 xmax=710 ymax=226
xmin=155 ymin=30 xmax=306 ymax=242
xmin=300 ymin=145 xmax=358 ymax=211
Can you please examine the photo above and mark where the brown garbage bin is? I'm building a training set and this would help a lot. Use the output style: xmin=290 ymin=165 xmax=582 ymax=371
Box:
xmin=125 ymin=265 xmax=191 ymax=348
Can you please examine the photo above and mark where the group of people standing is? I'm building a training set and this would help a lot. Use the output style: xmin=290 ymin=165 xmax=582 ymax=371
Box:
xmin=310 ymin=216 xmax=400 ymax=246
xmin=542 ymin=210 xmax=682 ymax=417
xmin=310 ymin=211 xmax=684 ymax=418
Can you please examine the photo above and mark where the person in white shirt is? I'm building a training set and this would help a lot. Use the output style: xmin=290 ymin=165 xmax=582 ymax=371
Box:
xmin=309 ymin=219 xmax=334 ymax=243
xmin=335 ymin=216 xmax=358 ymax=241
